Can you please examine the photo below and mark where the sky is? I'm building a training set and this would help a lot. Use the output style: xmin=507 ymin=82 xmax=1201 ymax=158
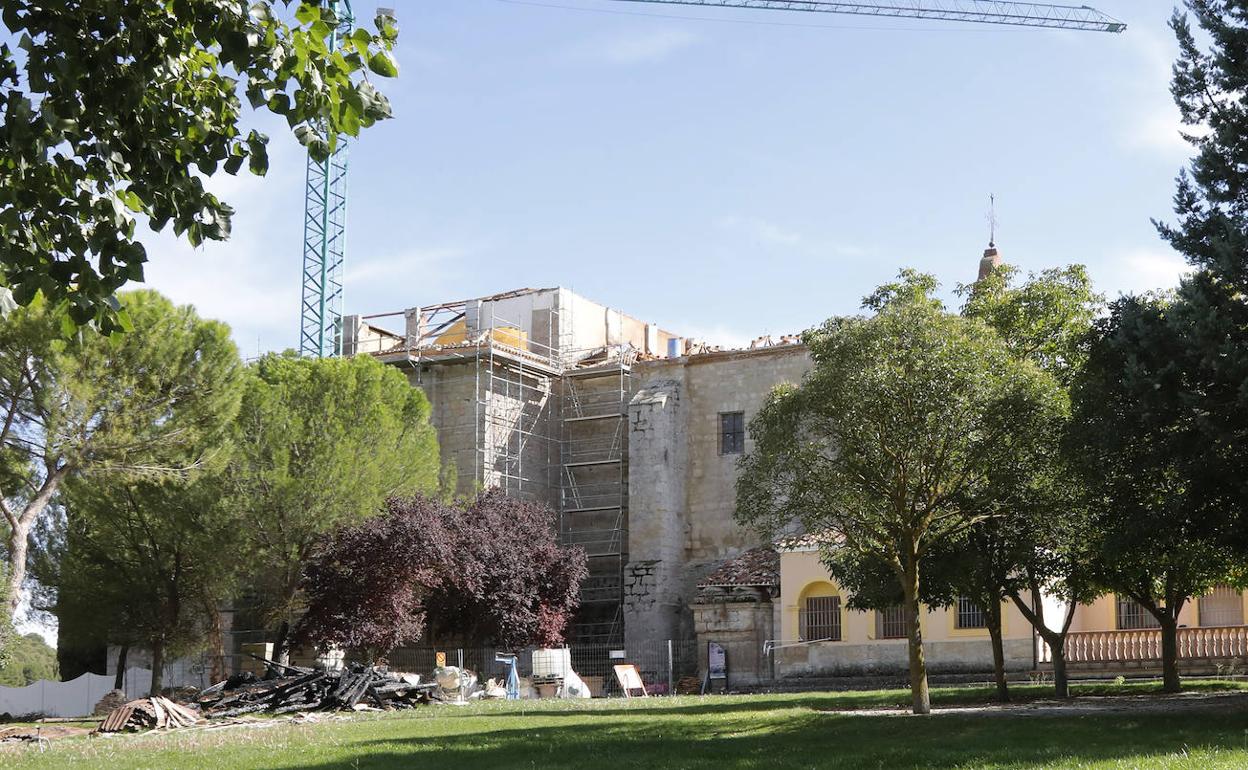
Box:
xmin=142 ymin=0 xmax=1194 ymax=353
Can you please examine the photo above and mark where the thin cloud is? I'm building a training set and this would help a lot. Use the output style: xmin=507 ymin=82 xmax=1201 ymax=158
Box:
xmin=1097 ymin=248 xmax=1190 ymax=296
xmin=569 ymin=27 xmax=699 ymax=65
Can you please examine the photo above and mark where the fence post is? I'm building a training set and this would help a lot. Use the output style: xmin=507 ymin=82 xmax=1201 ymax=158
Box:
xmin=457 ymin=649 xmax=464 ymax=669
xmin=667 ymin=640 xmax=674 ymax=696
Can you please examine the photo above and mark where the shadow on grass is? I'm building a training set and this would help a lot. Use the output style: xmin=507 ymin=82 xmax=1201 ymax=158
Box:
xmin=260 ymin=706 xmax=1248 ymax=770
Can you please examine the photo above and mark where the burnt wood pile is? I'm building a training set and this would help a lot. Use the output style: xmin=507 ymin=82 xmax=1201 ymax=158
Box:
xmin=196 ymin=664 xmax=434 ymax=718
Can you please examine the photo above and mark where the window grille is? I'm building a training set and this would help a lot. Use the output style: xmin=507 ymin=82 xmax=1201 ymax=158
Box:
xmin=1116 ymin=596 xmax=1161 ymax=630
xmin=956 ymin=597 xmax=987 ymax=629
xmin=720 ymin=412 xmax=745 ymax=455
xmin=800 ymin=596 xmax=841 ymax=642
xmin=1198 ymin=584 xmax=1244 ymax=627
xmin=876 ymin=606 xmax=908 ymax=639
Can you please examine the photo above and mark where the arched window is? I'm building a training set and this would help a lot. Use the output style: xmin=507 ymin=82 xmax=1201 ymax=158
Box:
xmin=799 ymin=585 xmax=842 ymax=642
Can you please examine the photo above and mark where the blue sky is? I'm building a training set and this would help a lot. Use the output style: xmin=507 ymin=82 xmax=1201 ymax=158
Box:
xmin=144 ymin=0 xmax=1193 ymax=353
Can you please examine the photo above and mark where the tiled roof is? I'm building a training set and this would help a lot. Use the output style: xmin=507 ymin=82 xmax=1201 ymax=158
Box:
xmin=773 ymin=531 xmax=843 ymax=552
xmin=697 ymin=548 xmax=780 ymax=588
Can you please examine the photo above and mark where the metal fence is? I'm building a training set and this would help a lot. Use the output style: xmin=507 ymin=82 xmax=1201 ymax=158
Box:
xmin=382 ymin=640 xmax=701 ymax=696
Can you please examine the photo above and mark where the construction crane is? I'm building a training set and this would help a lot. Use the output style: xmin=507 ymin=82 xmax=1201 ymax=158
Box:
xmin=296 ymin=0 xmax=1123 ymax=358
xmin=607 ymin=1 xmax=1125 ymax=32
xmin=298 ymin=1 xmax=353 ymax=358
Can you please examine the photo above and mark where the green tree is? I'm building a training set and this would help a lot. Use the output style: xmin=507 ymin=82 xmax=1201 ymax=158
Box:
xmin=229 ymin=353 xmax=442 ymax=661
xmin=736 ymin=272 xmax=1064 ymax=715
xmin=956 ymin=263 xmax=1105 ymax=699
xmin=61 ymin=469 xmax=241 ymax=696
xmin=0 ymin=2 xmax=399 ymax=330
xmin=0 ymin=631 xmax=56 ymax=687
xmin=0 ymin=291 xmax=243 ymax=626
xmin=1155 ymin=3 xmax=1248 ymax=545
xmin=1070 ymin=294 xmax=1243 ymax=694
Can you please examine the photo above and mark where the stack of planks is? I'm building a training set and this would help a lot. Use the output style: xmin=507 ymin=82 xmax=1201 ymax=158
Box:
xmin=97 ymin=696 xmax=202 ymax=733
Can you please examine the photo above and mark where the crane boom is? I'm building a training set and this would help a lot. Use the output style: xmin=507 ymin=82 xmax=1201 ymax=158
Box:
xmin=608 ymin=1 xmax=1126 ymax=32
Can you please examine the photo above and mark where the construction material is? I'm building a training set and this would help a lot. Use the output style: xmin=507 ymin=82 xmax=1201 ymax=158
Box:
xmin=613 ymin=665 xmax=648 ymax=698
xmin=195 ymin=665 xmax=434 ymax=719
xmin=97 ymin=697 xmax=202 ymax=733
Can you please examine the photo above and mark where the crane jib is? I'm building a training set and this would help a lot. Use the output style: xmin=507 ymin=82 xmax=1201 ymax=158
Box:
xmin=606 ymin=0 xmax=1127 ymax=33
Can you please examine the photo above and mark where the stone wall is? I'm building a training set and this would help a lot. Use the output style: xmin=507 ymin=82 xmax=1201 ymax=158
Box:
xmin=692 ymin=597 xmax=776 ymax=688
xmin=625 ymin=346 xmax=811 ymax=648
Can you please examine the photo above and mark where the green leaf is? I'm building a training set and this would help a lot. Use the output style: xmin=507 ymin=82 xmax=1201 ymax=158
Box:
xmin=295 ymin=3 xmax=320 ymax=25
xmin=367 ymin=50 xmax=399 ymax=78
xmin=120 ymin=190 xmax=143 ymax=213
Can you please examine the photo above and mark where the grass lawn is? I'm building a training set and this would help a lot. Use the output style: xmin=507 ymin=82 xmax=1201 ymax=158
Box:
xmin=5 ymin=681 xmax=1248 ymax=769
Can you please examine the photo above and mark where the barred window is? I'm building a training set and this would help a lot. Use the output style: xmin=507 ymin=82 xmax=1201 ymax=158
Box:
xmin=956 ymin=597 xmax=987 ymax=629
xmin=1198 ymin=585 xmax=1244 ymax=627
xmin=720 ymin=412 xmax=745 ymax=455
xmin=800 ymin=595 xmax=841 ymax=642
xmin=876 ymin=606 xmax=908 ymax=639
xmin=1116 ymin=596 xmax=1161 ymax=630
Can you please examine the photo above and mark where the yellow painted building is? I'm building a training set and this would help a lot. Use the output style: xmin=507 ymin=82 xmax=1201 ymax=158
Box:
xmin=775 ymin=544 xmax=1037 ymax=677
xmin=770 ymin=539 xmax=1248 ymax=678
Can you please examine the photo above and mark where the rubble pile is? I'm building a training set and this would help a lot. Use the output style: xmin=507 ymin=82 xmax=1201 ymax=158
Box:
xmin=97 ymin=696 xmax=202 ymax=733
xmin=195 ymin=665 xmax=433 ymax=718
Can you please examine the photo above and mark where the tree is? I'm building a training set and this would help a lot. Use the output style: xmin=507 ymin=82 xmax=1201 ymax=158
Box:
xmin=0 ymin=631 xmax=56 ymax=687
xmin=0 ymin=2 xmax=399 ymax=330
xmin=1070 ymin=294 xmax=1243 ymax=693
xmin=294 ymin=491 xmax=587 ymax=659
xmin=736 ymin=272 xmax=1065 ymax=714
xmin=1155 ymin=3 xmax=1248 ymax=545
xmin=60 ymin=469 xmax=241 ymax=696
xmin=0 ymin=290 xmax=243 ymax=625
xmin=293 ymin=495 xmax=449 ymax=661
xmin=956 ymin=263 xmax=1105 ymax=699
xmin=421 ymin=491 xmax=587 ymax=648
xmin=230 ymin=353 xmax=443 ymax=661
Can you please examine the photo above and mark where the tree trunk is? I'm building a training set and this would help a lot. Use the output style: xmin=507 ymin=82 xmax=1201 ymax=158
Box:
xmin=272 ymin=619 xmax=291 ymax=674
xmin=3 ymin=468 xmax=67 ymax=619
xmin=207 ymin=607 xmax=225 ymax=684
xmin=902 ymin=559 xmax=930 ymax=715
xmin=149 ymin=640 xmax=165 ymax=697
xmin=986 ymin=600 xmax=1009 ymax=702
xmin=114 ymin=644 xmax=129 ymax=691
xmin=1159 ymin=614 xmax=1181 ymax=693
xmin=4 ymin=524 xmax=26 ymax=621
xmin=1044 ymin=632 xmax=1069 ymax=699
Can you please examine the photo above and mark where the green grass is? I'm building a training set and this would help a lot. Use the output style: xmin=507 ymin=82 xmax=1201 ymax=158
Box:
xmin=5 ymin=681 xmax=1248 ymax=769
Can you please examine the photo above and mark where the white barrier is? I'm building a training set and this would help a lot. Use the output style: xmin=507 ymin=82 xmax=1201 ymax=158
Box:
xmin=0 ymin=661 xmax=210 ymax=718
xmin=0 ymin=672 xmax=115 ymax=718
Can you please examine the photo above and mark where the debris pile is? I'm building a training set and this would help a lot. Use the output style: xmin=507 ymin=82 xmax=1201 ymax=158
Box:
xmin=97 ymin=696 xmax=202 ymax=733
xmin=195 ymin=665 xmax=433 ymax=718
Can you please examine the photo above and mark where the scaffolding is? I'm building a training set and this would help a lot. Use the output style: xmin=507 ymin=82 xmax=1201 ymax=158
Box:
xmin=560 ymin=351 xmax=634 ymax=644
xmin=353 ymin=292 xmax=638 ymax=643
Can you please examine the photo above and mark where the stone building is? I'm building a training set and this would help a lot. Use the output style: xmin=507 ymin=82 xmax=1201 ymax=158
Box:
xmin=345 ymin=287 xmax=810 ymax=648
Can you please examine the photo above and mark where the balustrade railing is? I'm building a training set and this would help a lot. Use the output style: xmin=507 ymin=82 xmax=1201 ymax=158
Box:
xmin=1039 ymin=625 xmax=1248 ymax=664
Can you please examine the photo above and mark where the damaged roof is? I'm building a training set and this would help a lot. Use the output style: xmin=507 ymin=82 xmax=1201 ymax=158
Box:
xmin=697 ymin=547 xmax=780 ymax=588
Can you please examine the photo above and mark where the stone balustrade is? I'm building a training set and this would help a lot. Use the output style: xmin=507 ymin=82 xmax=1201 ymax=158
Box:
xmin=1039 ymin=625 xmax=1248 ymax=664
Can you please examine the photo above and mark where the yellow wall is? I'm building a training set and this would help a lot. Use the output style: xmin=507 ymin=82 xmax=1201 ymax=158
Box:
xmin=1069 ymin=590 xmax=1248 ymax=633
xmin=778 ymin=550 xmax=1031 ymax=644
